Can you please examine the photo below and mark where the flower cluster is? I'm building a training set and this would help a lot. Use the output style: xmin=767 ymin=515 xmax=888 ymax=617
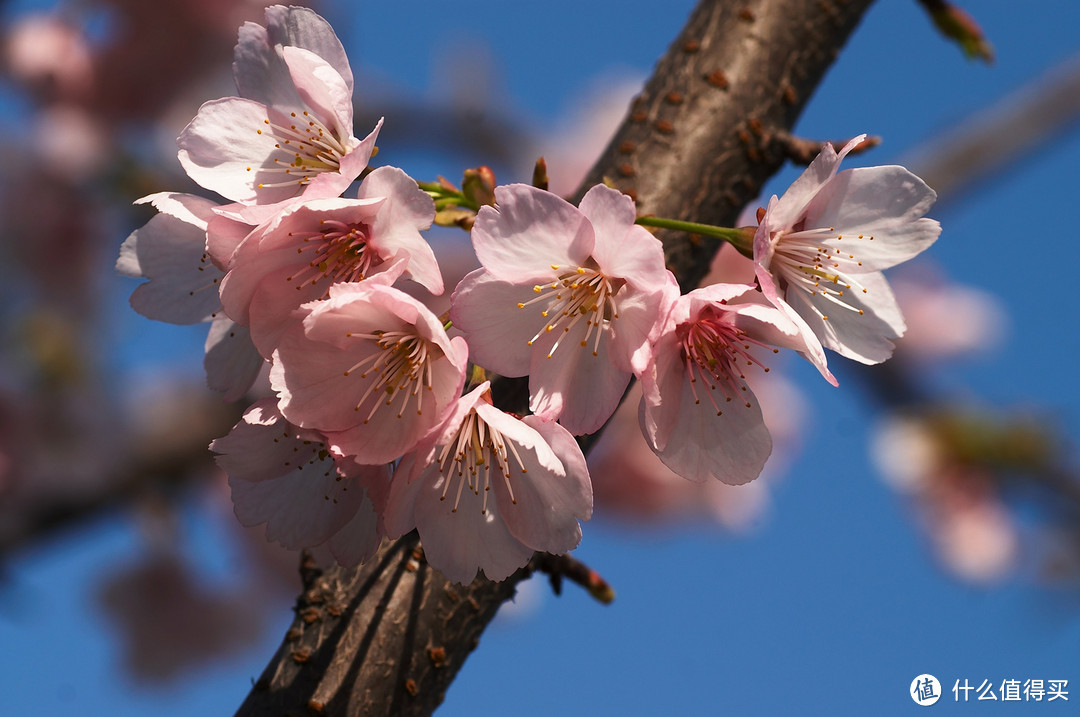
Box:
xmin=119 ymin=7 xmax=940 ymax=583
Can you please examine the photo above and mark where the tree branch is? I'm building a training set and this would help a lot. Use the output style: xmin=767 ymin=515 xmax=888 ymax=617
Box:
xmin=235 ymin=1 xmax=875 ymax=714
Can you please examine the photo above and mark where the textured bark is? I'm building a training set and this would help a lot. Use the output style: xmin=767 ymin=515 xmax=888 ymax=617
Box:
xmin=235 ymin=1 xmax=875 ymax=715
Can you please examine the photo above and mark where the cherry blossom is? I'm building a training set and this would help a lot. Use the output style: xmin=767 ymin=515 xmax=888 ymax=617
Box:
xmin=588 ymin=384 xmax=769 ymax=530
xmin=219 ymin=166 xmax=440 ymax=356
xmin=754 ymin=135 xmax=941 ymax=370
xmin=212 ymin=398 xmax=388 ymax=566
xmin=451 ymin=183 xmax=677 ymax=435
xmin=639 ymin=283 xmax=807 ymax=484
xmin=178 ymin=6 xmax=379 ymax=210
xmin=270 ymin=282 xmax=468 ymax=465
xmin=117 ymin=192 xmax=263 ymax=400
xmin=384 ymin=382 xmax=592 ymax=584
xmin=117 ymin=193 xmax=226 ymax=325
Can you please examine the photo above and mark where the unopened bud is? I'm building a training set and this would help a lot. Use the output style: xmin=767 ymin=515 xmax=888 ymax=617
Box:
xmin=462 ymin=166 xmax=497 ymax=207
xmin=927 ymin=1 xmax=994 ymax=63
xmin=532 ymin=157 xmax=549 ymax=191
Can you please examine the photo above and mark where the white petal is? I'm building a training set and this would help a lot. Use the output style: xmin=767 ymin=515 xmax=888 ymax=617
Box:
xmin=178 ymin=98 xmax=290 ymax=204
xmin=787 ymin=271 xmax=905 ymax=364
xmin=806 ymin=166 xmax=940 ymax=270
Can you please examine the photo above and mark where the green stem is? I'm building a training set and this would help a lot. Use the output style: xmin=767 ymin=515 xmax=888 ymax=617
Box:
xmin=418 ymin=181 xmax=481 ymax=212
xmin=635 ymin=215 xmax=755 ymax=256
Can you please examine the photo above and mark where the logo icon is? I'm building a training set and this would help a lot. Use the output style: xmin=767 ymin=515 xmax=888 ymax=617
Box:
xmin=911 ymin=674 xmax=942 ymax=706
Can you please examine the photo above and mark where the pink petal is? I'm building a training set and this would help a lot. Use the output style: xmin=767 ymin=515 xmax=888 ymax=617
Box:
xmin=754 ymin=263 xmax=837 ymax=386
xmin=210 ymin=398 xmax=296 ymax=480
xmin=326 ymin=492 xmax=383 ymax=567
xmin=524 ymin=415 xmax=593 ymax=519
xmin=234 ymin=7 xmax=353 ymax=109
xmin=205 ymin=210 xmax=254 ymax=270
xmin=228 ymin=470 xmax=367 ymax=549
xmin=647 ymin=370 xmax=772 ymax=485
xmin=449 ymin=269 xmax=538 ymax=377
xmin=233 ymin=20 xmax=302 ymax=112
xmin=219 ymin=196 xmax=400 ymax=353
xmin=488 ymin=412 xmax=590 ymax=552
xmin=607 ymin=277 xmax=678 ymax=375
xmin=282 ymin=46 xmax=353 ymax=143
xmin=325 ymin=118 xmax=382 ymax=195
xmin=264 ymin=6 xmax=353 ymax=93
xmin=805 ymin=166 xmax=941 ymax=271
xmin=472 ymin=184 xmax=594 ymax=283
xmin=637 ymin=328 xmax=685 ymax=451
xmin=356 ymin=166 xmax=441 ymax=294
xmin=215 ymin=399 xmax=390 ymax=550
xmin=272 ymin=286 xmax=466 ymax=462
xmin=412 ymin=459 xmax=535 ymax=584
xmin=134 ymin=192 xmax=216 ymax=226
xmin=579 ymin=184 xmax=670 ymax=288
xmin=528 ymin=324 xmax=631 ymax=435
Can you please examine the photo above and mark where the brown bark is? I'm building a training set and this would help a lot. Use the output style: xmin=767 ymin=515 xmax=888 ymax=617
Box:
xmin=235 ymin=0 xmax=875 ymax=714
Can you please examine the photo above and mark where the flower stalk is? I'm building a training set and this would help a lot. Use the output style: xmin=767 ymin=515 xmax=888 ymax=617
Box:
xmin=634 ymin=215 xmax=755 ymax=256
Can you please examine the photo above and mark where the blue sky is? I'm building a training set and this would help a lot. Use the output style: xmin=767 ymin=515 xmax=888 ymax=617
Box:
xmin=3 ymin=1 xmax=1080 ymax=715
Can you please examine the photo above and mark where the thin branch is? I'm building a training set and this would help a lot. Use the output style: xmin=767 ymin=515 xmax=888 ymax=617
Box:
xmin=902 ymin=51 xmax=1080 ymax=208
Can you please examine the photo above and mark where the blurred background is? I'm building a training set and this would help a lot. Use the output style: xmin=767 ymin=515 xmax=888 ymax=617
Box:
xmin=1 ymin=0 xmax=1079 ymax=713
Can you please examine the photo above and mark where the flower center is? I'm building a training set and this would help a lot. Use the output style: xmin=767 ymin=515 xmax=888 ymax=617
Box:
xmin=251 ymin=110 xmax=349 ymax=189
xmin=771 ymin=227 xmax=871 ymax=321
xmin=284 ymin=219 xmax=377 ymax=295
xmin=437 ymin=409 xmax=524 ymax=515
xmin=679 ymin=308 xmax=776 ymax=414
xmin=342 ymin=330 xmax=437 ymax=423
xmin=517 ymin=264 xmax=623 ymax=358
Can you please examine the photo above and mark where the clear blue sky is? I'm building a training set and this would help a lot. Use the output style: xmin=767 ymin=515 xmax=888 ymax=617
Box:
xmin=3 ymin=1 xmax=1080 ymax=715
